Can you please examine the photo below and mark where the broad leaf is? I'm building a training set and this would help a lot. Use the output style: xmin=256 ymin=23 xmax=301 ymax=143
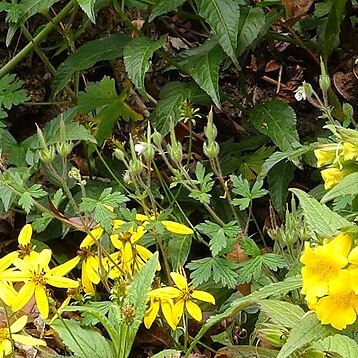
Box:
xmin=51 ymin=319 xmax=115 ymax=358
xmin=195 ymin=0 xmax=240 ymax=68
xmin=124 ymin=37 xmax=166 ymax=98
xmin=290 ymin=188 xmax=350 ymax=237
xmin=250 ymin=100 xmax=300 ymax=152
xmin=149 ymin=0 xmax=186 ymax=22
xmin=237 ymin=7 xmax=265 ymax=56
xmin=313 ymin=334 xmax=358 ymax=357
xmin=178 ymin=39 xmax=226 ymax=108
xmin=321 ymin=172 xmax=358 ymax=203
xmin=52 ymin=34 xmax=130 ymax=96
xmin=267 ymin=160 xmax=295 ymax=213
xmin=258 ymin=300 xmax=304 ymax=329
xmin=277 ymin=313 xmax=336 ymax=358
xmin=151 ymin=82 xmax=209 ymax=135
xmin=77 ymin=0 xmax=96 ymax=23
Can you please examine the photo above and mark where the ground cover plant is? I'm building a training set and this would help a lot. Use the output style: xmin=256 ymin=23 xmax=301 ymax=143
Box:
xmin=1 ymin=0 xmax=358 ymax=357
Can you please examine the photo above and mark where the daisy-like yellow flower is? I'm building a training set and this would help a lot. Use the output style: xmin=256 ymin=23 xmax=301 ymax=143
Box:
xmin=314 ymin=291 xmax=358 ymax=330
xmin=301 ymin=233 xmax=352 ymax=304
xmin=0 ymin=249 xmax=79 ymax=319
xmin=149 ymin=272 xmax=215 ymax=328
xmin=314 ymin=145 xmax=340 ymax=168
xmin=320 ymin=166 xmax=355 ymax=190
xmin=0 ymin=315 xmax=46 ymax=357
xmin=343 ymin=142 xmax=358 ymax=161
xmin=144 ymin=294 xmax=176 ymax=330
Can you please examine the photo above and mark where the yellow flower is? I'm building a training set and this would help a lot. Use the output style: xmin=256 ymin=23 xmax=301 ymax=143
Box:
xmin=0 ymin=249 xmax=79 ymax=318
xmin=321 ymin=167 xmax=354 ymax=190
xmin=301 ymin=233 xmax=352 ymax=303
xmin=150 ymin=272 xmax=215 ymax=328
xmin=0 ymin=252 xmax=20 ymax=307
xmin=343 ymin=142 xmax=358 ymax=161
xmin=314 ymin=145 xmax=340 ymax=168
xmin=0 ymin=315 xmax=46 ymax=357
xmin=314 ymin=291 xmax=358 ymax=330
xmin=144 ymin=294 xmax=176 ymax=330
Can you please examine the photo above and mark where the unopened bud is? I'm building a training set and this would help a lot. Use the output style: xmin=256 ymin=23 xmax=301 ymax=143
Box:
xmin=56 ymin=142 xmax=72 ymax=158
xmin=343 ymin=103 xmax=354 ymax=120
xmin=168 ymin=142 xmax=183 ymax=164
xmin=113 ymin=148 xmax=126 ymax=162
xmin=203 ymin=141 xmax=219 ymax=159
xmin=38 ymin=146 xmax=55 ymax=164
xmin=152 ymin=131 xmax=163 ymax=147
xmin=129 ymin=159 xmax=143 ymax=176
xmin=257 ymin=324 xmax=288 ymax=348
xmin=204 ymin=108 xmax=218 ymax=142
xmin=142 ymin=145 xmax=155 ymax=162
xmin=319 ymin=58 xmax=330 ymax=91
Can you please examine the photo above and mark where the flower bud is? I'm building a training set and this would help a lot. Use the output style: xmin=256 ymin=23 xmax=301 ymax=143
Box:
xmin=257 ymin=324 xmax=288 ymax=348
xmin=56 ymin=142 xmax=73 ymax=158
xmin=319 ymin=58 xmax=331 ymax=91
xmin=142 ymin=145 xmax=155 ymax=162
xmin=203 ymin=141 xmax=219 ymax=159
xmin=38 ymin=146 xmax=55 ymax=164
xmin=113 ymin=148 xmax=126 ymax=162
xmin=204 ymin=108 xmax=218 ymax=142
xmin=152 ymin=131 xmax=163 ymax=147
xmin=168 ymin=142 xmax=183 ymax=164
xmin=129 ymin=158 xmax=143 ymax=176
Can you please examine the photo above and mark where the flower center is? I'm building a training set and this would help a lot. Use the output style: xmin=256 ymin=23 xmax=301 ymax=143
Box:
xmin=310 ymin=260 xmax=338 ymax=280
xmin=32 ymin=271 xmax=47 ymax=286
xmin=180 ymin=287 xmax=193 ymax=301
xmin=119 ymin=232 xmax=132 ymax=242
xmin=0 ymin=328 xmax=9 ymax=342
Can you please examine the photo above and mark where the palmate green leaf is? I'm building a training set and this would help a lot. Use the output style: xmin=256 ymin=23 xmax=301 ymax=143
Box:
xmin=0 ymin=74 xmax=28 ymax=113
xmin=250 ymin=100 xmax=300 ymax=152
xmin=52 ymin=34 xmax=130 ymax=96
xmin=267 ymin=160 xmax=295 ymax=213
xmin=18 ymin=184 xmax=47 ymax=214
xmin=321 ymin=172 xmax=358 ymax=203
xmin=51 ymin=319 xmax=115 ymax=358
xmin=187 ymin=257 xmax=239 ymax=288
xmin=237 ymin=6 xmax=265 ymax=56
xmin=195 ymin=0 xmax=240 ymax=69
xmin=77 ymin=0 xmax=96 ymax=23
xmin=290 ymin=188 xmax=350 ymax=237
xmin=318 ymin=0 xmax=347 ymax=62
xmin=258 ymin=300 xmax=304 ymax=329
xmin=277 ymin=313 xmax=336 ymax=358
xmin=313 ymin=334 xmax=358 ymax=357
xmin=149 ymin=0 xmax=186 ymax=22
xmin=124 ymin=37 xmax=166 ymax=98
xmin=188 ymin=275 xmax=302 ymax=355
xmin=168 ymin=235 xmax=192 ymax=270
xmin=151 ymin=81 xmax=209 ymax=135
xmin=178 ymin=38 xmax=226 ymax=108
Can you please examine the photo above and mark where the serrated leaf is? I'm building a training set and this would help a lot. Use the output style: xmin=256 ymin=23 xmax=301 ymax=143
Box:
xmin=0 ymin=74 xmax=28 ymax=111
xmin=51 ymin=319 xmax=115 ymax=358
xmin=250 ymin=100 xmax=300 ymax=152
xmin=313 ymin=334 xmax=358 ymax=357
xmin=151 ymin=81 xmax=208 ymax=135
xmin=290 ymin=188 xmax=350 ymax=237
xmin=124 ymin=37 xmax=165 ymax=98
xmin=195 ymin=0 xmax=240 ymax=68
xmin=237 ymin=7 xmax=265 ymax=56
xmin=258 ymin=300 xmax=304 ymax=329
xmin=178 ymin=38 xmax=226 ymax=108
xmin=52 ymin=34 xmax=130 ymax=96
xmin=168 ymin=235 xmax=192 ymax=270
xmin=268 ymin=160 xmax=295 ymax=213
xmin=149 ymin=0 xmax=186 ymax=22
xmin=321 ymin=172 xmax=358 ymax=203
xmin=277 ymin=313 xmax=336 ymax=358
xmin=77 ymin=0 xmax=96 ymax=23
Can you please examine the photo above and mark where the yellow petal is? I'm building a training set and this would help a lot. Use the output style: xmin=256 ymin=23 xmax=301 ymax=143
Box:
xmin=12 ymin=334 xmax=46 ymax=347
xmin=13 ymin=282 xmax=36 ymax=312
xmin=10 ymin=316 xmax=27 ymax=333
xmin=110 ymin=234 xmax=123 ymax=250
xmin=150 ymin=286 xmax=180 ymax=299
xmin=50 ymin=256 xmax=80 ymax=277
xmin=112 ymin=220 xmax=126 ymax=230
xmin=161 ymin=221 xmax=193 ymax=235
xmin=81 ymin=267 xmax=95 ymax=294
xmin=130 ymin=226 xmax=146 ymax=243
xmin=83 ymin=259 xmax=100 ymax=284
xmin=18 ymin=224 xmax=33 ymax=246
xmin=161 ymin=299 xmax=176 ymax=330
xmin=191 ymin=290 xmax=215 ymax=305
xmin=185 ymin=300 xmax=202 ymax=321
xmin=0 ymin=251 xmax=19 ymax=271
xmin=47 ymin=275 xmax=79 ymax=288
xmin=136 ymin=214 xmax=149 ymax=221
xmin=2 ymin=339 xmax=12 ymax=356
xmin=80 ymin=227 xmax=104 ymax=248
xmin=35 ymin=284 xmax=49 ymax=319
xmin=38 ymin=249 xmax=52 ymax=269
xmin=349 ymin=246 xmax=358 ymax=265
xmin=144 ymin=299 xmax=160 ymax=329
xmin=173 ymin=300 xmax=184 ymax=326
xmin=122 ymin=241 xmax=134 ymax=272
xmin=0 ymin=269 xmax=31 ymax=282
xmin=170 ymin=272 xmax=188 ymax=290
xmin=0 ymin=282 xmax=17 ymax=306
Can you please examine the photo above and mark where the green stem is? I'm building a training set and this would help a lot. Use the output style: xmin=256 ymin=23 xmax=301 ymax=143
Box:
xmin=0 ymin=0 xmax=75 ymax=78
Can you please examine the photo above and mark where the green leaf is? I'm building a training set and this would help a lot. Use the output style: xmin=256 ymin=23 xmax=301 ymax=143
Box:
xmin=237 ymin=7 xmax=265 ymax=56
xmin=149 ymin=0 xmax=186 ymax=22
xmin=258 ymin=300 xmax=304 ymax=329
xmin=250 ymin=100 xmax=300 ymax=152
xmin=290 ymin=188 xmax=350 ymax=237
xmin=313 ymin=334 xmax=358 ymax=357
xmin=123 ymin=37 xmax=166 ymax=98
xmin=195 ymin=0 xmax=240 ymax=68
xmin=18 ymin=184 xmax=47 ymax=214
xmin=0 ymin=74 xmax=28 ymax=114
xmin=187 ymin=257 xmax=239 ymax=288
xmin=151 ymin=81 xmax=209 ymax=136
xmin=51 ymin=319 xmax=115 ymax=358
xmin=318 ymin=0 xmax=347 ymax=61
xmin=277 ymin=313 xmax=336 ymax=358
xmin=321 ymin=172 xmax=358 ymax=203
xmin=216 ymin=345 xmax=279 ymax=358
xmin=168 ymin=235 xmax=192 ymax=270
xmin=268 ymin=160 xmax=295 ymax=213
xmin=178 ymin=38 xmax=226 ymax=108
xmin=77 ymin=0 xmax=96 ymax=23
xmin=52 ymin=34 xmax=130 ymax=96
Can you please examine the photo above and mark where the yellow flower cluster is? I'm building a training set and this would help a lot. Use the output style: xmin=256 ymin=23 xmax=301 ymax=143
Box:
xmin=144 ymin=271 xmax=215 ymax=330
xmin=300 ymin=232 xmax=358 ymax=330
xmin=314 ymin=142 xmax=358 ymax=190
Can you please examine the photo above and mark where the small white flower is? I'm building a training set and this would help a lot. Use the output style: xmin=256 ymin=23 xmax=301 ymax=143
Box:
xmin=134 ymin=143 xmax=145 ymax=155
xmin=294 ymin=87 xmax=306 ymax=101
